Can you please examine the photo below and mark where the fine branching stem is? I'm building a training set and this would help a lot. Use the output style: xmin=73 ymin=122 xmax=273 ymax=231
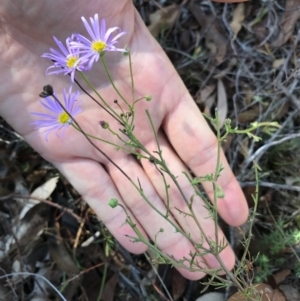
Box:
xmin=73 ymin=76 xmax=124 ymax=126
xmin=79 ymin=72 xmax=122 ymax=122
xmin=128 ymin=51 xmax=135 ymax=103
xmin=71 ymin=124 xmax=147 ymax=158
xmin=100 ymin=54 xmax=131 ymax=108
xmin=51 ymin=49 xmax=271 ymax=294
xmin=145 ymin=110 xmax=191 ymax=205
xmin=50 ymin=93 xmax=133 ymax=184
xmin=213 ymin=111 xmax=221 ymax=250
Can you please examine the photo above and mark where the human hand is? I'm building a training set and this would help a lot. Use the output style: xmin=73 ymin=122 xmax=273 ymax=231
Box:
xmin=0 ymin=0 xmax=248 ymax=280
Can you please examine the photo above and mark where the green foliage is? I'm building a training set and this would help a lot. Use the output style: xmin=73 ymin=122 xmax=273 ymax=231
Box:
xmin=262 ymin=221 xmax=300 ymax=255
xmin=255 ymin=219 xmax=300 ymax=282
xmin=255 ymin=254 xmax=273 ymax=282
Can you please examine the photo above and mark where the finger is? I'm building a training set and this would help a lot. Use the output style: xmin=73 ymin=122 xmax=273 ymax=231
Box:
xmin=53 ymin=158 xmax=148 ymax=254
xmin=163 ymin=93 xmax=248 ymax=226
xmin=140 ymin=132 xmax=235 ymax=272
xmin=106 ymin=155 xmax=208 ymax=280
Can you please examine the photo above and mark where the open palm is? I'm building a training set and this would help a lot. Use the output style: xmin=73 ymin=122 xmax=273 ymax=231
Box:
xmin=0 ymin=0 xmax=248 ymax=279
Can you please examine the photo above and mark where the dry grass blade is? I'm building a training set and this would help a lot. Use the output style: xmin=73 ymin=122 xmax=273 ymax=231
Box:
xmin=148 ymin=4 xmax=180 ymax=38
xmin=230 ymin=3 xmax=246 ymax=40
xmin=217 ymin=79 xmax=228 ymax=129
xmin=12 ymin=193 xmax=83 ymax=223
xmin=0 ymin=272 xmax=67 ymax=301
xmin=188 ymin=3 xmax=228 ymax=65
xmin=198 ymin=84 xmax=216 ymax=116
xmin=19 ymin=176 xmax=59 ymax=219
xmin=272 ymin=0 xmax=300 ymax=47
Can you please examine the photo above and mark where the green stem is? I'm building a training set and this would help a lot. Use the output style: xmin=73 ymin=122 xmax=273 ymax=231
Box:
xmin=125 ymin=213 xmax=218 ymax=273
xmin=100 ymin=54 xmax=131 ymax=108
xmin=97 ymin=263 xmax=107 ymax=301
xmin=133 ymin=96 xmax=147 ymax=104
xmin=145 ymin=110 xmax=191 ymax=205
xmin=79 ymin=72 xmax=121 ymax=121
xmin=234 ymin=165 xmax=259 ymax=280
xmin=128 ymin=51 xmax=135 ymax=128
xmin=213 ymin=112 xmax=222 ymax=250
xmin=97 ymin=242 xmax=109 ymax=301
xmin=188 ymin=202 xmax=244 ymax=291
xmin=234 ymin=122 xmax=280 ymax=133
xmin=221 ymin=122 xmax=281 ymax=141
xmin=128 ymin=51 xmax=135 ymax=105
xmin=71 ymin=124 xmax=148 ymax=159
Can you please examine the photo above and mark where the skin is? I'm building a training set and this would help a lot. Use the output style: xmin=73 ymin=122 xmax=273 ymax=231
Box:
xmin=0 ymin=0 xmax=248 ymax=280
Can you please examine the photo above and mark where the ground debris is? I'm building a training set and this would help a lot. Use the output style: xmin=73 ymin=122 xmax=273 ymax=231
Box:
xmin=272 ymin=0 xmax=300 ymax=47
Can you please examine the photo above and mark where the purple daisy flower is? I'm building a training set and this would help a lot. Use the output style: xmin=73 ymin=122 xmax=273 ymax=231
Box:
xmin=42 ymin=35 xmax=88 ymax=82
xmin=31 ymin=87 xmax=82 ymax=141
xmin=71 ymin=14 xmax=126 ymax=69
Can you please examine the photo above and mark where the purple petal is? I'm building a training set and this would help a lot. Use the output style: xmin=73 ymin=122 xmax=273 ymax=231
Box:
xmin=100 ymin=19 xmax=106 ymax=39
xmin=104 ymin=27 xmax=121 ymax=42
xmin=92 ymin=14 xmax=100 ymax=39
xmin=81 ymin=16 xmax=97 ymax=41
xmin=53 ymin=37 xmax=69 ymax=57
xmin=110 ymin=31 xmax=126 ymax=43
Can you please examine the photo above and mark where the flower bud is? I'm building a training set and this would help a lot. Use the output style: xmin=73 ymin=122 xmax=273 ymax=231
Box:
xmin=99 ymin=121 xmax=109 ymax=129
xmin=215 ymin=184 xmax=225 ymax=198
xmin=108 ymin=198 xmax=119 ymax=208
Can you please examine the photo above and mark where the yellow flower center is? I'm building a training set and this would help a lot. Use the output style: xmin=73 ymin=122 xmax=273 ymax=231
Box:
xmin=92 ymin=40 xmax=107 ymax=53
xmin=58 ymin=112 xmax=70 ymax=124
xmin=66 ymin=55 xmax=79 ymax=68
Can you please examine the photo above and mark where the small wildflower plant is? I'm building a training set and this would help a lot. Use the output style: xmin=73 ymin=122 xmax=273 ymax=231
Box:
xmin=71 ymin=15 xmax=127 ymax=69
xmin=32 ymin=12 xmax=281 ymax=298
xmin=42 ymin=35 xmax=88 ymax=82
xmin=31 ymin=86 xmax=82 ymax=141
